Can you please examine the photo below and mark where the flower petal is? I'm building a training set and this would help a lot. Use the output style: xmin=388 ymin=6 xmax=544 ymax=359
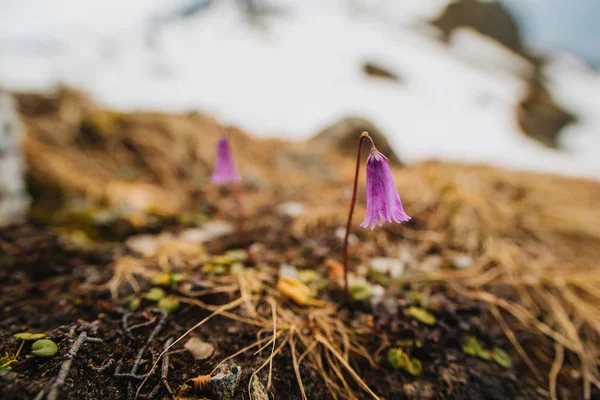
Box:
xmin=361 ymin=149 xmax=410 ymax=230
xmin=211 ymin=136 xmax=241 ymax=185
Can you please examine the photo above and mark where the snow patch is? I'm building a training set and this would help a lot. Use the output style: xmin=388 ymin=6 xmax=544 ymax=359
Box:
xmin=0 ymin=0 xmax=598 ymax=179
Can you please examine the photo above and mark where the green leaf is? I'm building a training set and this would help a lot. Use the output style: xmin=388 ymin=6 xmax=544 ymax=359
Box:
xmin=492 ymin=348 xmax=512 ymax=368
xmin=395 ymin=339 xmax=415 ymax=347
xmin=31 ymin=340 xmax=58 ymax=357
xmin=143 ymin=287 xmax=165 ymax=302
xmin=157 ymin=296 xmax=180 ymax=314
xmin=171 ymin=273 xmax=185 ymax=283
xmin=211 ymin=255 xmax=232 ymax=265
xmin=388 ymin=348 xmax=423 ymax=376
xmin=225 ymin=249 xmax=247 ymax=262
xmin=405 ymin=359 xmax=423 ymax=376
xmin=213 ymin=265 xmax=227 ymax=275
xmin=406 ymin=307 xmax=436 ymax=326
xmin=13 ymin=332 xmax=46 ymax=341
xmin=0 ymin=356 xmax=18 ymax=369
xmin=230 ymin=262 xmax=246 ymax=275
xmin=349 ymin=282 xmax=373 ymax=302
xmin=315 ymin=279 xmax=329 ymax=292
xmin=462 ymin=336 xmax=481 ymax=356
xmin=153 ymin=272 xmax=185 ymax=286
xmin=477 ymin=348 xmax=491 ymax=360
xmin=152 ymin=272 xmax=172 ymax=286
xmin=462 ymin=336 xmax=495 ymax=361
xmin=367 ymin=268 xmax=389 ymax=286
xmin=201 ymin=264 xmax=215 ymax=273
xmin=124 ymin=296 xmax=140 ymax=311
xmin=298 ymin=270 xmax=318 ymax=284
xmin=388 ymin=348 xmax=410 ymax=369
xmin=417 ymin=294 xmax=430 ymax=309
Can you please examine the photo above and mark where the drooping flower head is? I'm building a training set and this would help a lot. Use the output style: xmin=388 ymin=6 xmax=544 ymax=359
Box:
xmin=211 ymin=135 xmax=241 ymax=185
xmin=360 ymin=147 xmax=410 ymax=229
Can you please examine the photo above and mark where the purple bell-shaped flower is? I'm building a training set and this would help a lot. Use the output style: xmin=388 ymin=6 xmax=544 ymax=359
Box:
xmin=211 ymin=136 xmax=241 ymax=185
xmin=360 ymin=148 xmax=411 ymax=229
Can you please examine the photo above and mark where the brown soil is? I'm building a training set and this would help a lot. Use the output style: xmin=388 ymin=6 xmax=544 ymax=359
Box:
xmin=1 ymin=223 xmax=528 ymax=400
xmin=2 ymin=89 xmax=600 ymax=399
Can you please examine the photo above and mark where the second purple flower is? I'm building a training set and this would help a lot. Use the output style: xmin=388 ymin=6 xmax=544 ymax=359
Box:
xmin=211 ymin=136 xmax=241 ymax=185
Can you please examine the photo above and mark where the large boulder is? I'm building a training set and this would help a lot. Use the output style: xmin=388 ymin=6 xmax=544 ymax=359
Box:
xmin=311 ymin=117 xmax=403 ymax=166
xmin=517 ymin=76 xmax=576 ymax=148
xmin=432 ymin=0 xmax=524 ymax=57
xmin=0 ymin=91 xmax=30 ymax=225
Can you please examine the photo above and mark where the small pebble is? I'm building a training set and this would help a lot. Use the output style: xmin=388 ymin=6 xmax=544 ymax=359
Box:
xmin=184 ymin=337 xmax=215 ymax=361
xmin=452 ymin=255 xmax=473 ymax=269
xmin=277 ymin=202 xmax=305 ymax=217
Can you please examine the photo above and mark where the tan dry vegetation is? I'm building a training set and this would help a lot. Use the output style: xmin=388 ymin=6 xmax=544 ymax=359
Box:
xmin=15 ymin=88 xmax=600 ymax=398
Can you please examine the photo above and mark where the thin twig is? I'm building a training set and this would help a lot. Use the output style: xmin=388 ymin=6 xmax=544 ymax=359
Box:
xmin=115 ymin=368 xmax=152 ymax=381
xmin=44 ymin=331 xmax=102 ymax=400
xmin=267 ymin=299 xmax=277 ymax=390
xmin=122 ymin=311 xmax=130 ymax=332
xmin=253 ymin=334 xmax=279 ymax=356
xmin=290 ymin=334 xmax=308 ymax=400
xmin=149 ymin=337 xmax=175 ymax=399
xmin=324 ymin=346 xmax=355 ymax=398
xmin=210 ymin=335 xmax=272 ymax=375
xmin=177 ymin=296 xmax=268 ymax=328
xmin=89 ymin=357 xmax=115 ymax=372
xmin=127 ymin=309 xmax=168 ymax=399
xmin=315 ymin=333 xmax=380 ymax=400
xmin=549 ymin=343 xmax=564 ymax=400
xmin=123 ymin=311 xmax=158 ymax=333
xmin=489 ymin=305 xmax=543 ymax=382
xmin=247 ymin=336 xmax=289 ymax=399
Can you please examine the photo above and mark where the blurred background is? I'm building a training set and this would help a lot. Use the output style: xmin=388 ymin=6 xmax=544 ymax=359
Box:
xmin=1 ymin=0 xmax=599 ymax=180
xmin=3 ymin=4 xmax=600 ymax=398
xmin=2 ymin=5 xmax=600 ymax=397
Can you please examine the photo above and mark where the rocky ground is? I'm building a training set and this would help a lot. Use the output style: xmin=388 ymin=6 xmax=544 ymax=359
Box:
xmin=1 ymin=90 xmax=600 ymax=399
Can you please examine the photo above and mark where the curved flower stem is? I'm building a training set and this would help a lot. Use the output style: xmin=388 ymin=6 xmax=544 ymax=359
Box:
xmin=343 ymin=132 xmax=375 ymax=303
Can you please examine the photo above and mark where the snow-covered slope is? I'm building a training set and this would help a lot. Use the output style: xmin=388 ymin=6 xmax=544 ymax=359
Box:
xmin=0 ymin=0 xmax=599 ymax=179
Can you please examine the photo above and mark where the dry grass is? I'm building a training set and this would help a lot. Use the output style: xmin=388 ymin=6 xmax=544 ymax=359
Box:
xmin=396 ymin=163 xmax=600 ymax=398
xmin=126 ymin=268 xmax=382 ymax=399
xmin=15 ymin=89 xmax=600 ymax=398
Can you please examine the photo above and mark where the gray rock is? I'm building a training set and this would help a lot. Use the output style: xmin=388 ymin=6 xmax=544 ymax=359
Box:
xmin=0 ymin=91 xmax=30 ymax=226
xmin=452 ymin=254 xmax=473 ymax=269
xmin=210 ymin=362 xmax=242 ymax=400
xmin=311 ymin=117 xmax=402 ymax=165
xmin=179 ymin=220 xmax=234 ymax=243
xmin=277 ymin=201 xmax=305 ymax=217
xmin=370 ymin=257 xmax=405 ymax=279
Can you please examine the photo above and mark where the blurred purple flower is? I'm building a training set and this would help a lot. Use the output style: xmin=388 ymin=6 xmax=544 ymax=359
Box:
xmin=360 ymin=148 xmax=410 ymax=229
xmin=211 ymin=136 xmax=241 ymax=184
